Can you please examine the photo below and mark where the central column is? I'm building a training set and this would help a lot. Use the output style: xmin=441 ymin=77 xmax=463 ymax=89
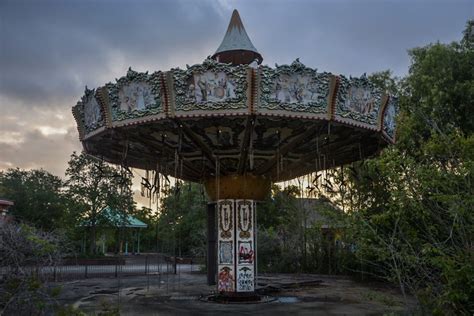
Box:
xmin=205 ymin=174 xmax=270 ymax=295
xmin=217 ymin=199 xmax=256 ymax=293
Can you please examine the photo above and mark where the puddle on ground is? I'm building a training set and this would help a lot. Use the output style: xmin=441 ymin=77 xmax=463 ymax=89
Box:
xmin=277 ymin=296 xmax=300 ymax=303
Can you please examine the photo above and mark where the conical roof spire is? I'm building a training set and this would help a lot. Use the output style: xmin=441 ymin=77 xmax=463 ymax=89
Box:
xmin=212 ymin=10 xmax=263 ymax=65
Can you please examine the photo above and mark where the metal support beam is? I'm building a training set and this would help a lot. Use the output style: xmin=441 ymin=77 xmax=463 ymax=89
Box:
xmin=277 ymin=134 xmax=376 ymax=180
xmin=237 ymin=116 xmax=255 ymax=174
xmin=173 ymin=119 xmax=219 ymax=172
xmin=256 ymin=124 xmax=322 ymax=175
xmin=131 ymin=130 xmax=203 ymax=179
xmin=207 ymin=202 xmax=217 ymax=285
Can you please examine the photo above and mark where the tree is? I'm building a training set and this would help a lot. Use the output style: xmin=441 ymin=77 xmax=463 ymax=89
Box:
xmin=257 ymin=184 xmax=299 ymax=229
xmin=368 ymin=70 xmax=400 ymax=95
xmin=0 ymin=168 xmax=68 ymax=230
xmin=129 ymin=206 xmax=158 ymax=253
xmin=156 ymin=182 xmax=207 ymax=257
xmin=65 ymin=152 xmax=134 ymax=255
xmin=0 ymin=222 xmax=67 ymax=314
xmin=257 ymin=184 xmax=312 ymax=273
xmin=336 ymin=21 xmax=474 ymax=314
xmin=397 ymin=20 xmax=474 ymax=154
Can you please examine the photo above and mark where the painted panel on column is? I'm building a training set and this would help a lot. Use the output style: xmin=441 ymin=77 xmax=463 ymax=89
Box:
xmin=238 ymin=241 xmax=254 ymax=264
xmin=218 ymin=266 xmax=235 ymax=292
xmin=237 ymin=200 xmax=253 ymax=239
xmin=235 ymin=199 xmax=255 ymax=292
xmin=237 ymin=266 xmax=254 ymax=292
xmin=219 ymin=200 xmax=234 ymax=239
xmin=219 ymin=241 xmax=233 ymax=264
xmin=217 ymin=200 xmax=235 ymax=292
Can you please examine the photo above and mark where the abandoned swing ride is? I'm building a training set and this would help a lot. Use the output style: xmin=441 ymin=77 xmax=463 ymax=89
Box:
xmin=72 ymin=9 xmax=398 ymax=299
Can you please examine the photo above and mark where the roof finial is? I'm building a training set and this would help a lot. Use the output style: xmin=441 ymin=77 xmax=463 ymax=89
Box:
xmin=212 ymin=9 xmax=263 ymax=65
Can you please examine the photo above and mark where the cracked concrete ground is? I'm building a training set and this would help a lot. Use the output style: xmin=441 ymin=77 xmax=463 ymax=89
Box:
xmin=55 ymin=271 xmax=416 ymax=315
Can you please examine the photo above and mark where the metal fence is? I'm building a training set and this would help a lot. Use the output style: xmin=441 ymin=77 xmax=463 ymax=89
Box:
xmin=0 ymin=254 xmax=205 ymax=282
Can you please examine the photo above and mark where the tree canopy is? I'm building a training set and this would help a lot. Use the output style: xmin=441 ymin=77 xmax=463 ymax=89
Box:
xmin=340 ymin=20 xmax=474 ymax=314
xmin=65 ymin=152 xmax=135 ymax=254
xmin=0 ymin=168 xmax=68 ymax=230
xmin=155 ymin=182 xmax=207 ymax=257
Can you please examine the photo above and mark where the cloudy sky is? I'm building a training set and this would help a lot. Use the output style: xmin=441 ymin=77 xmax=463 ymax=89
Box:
xmin=0 ymin=0 xmax=472 ymax=203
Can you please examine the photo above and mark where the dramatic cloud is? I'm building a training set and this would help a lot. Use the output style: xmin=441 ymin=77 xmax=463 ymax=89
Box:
xmin=0 ymin=0 xmax=472 ymax=207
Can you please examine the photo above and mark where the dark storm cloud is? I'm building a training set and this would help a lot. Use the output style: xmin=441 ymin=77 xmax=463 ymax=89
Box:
xmin=0 ymin=0 xmax=472 ymax=180
xmin=235 ymin=0 xmax=473 ymax=75
xmin=1 ymin=0 xmax=472 ymax=107
xmin=0 ymin=0 xmax=225 ymax=106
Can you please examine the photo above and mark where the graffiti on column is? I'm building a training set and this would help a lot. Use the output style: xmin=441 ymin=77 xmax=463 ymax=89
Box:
xmin=238 ymin=241 xmax=254 ymax=264
xmin=237 ymin=267 xmax=254 ymax=292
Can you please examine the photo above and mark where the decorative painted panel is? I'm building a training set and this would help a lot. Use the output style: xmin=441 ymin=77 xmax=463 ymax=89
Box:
xmin=172 ymin=58 xmax=248 ymax=113
xmin=259 ymin=59 xmax=331 ymax=115
xmin=383 ymin=96 xmax=398 ymax=140
xmin=107 ymin=68 xmax=163 ymax=121
xmin=76 ymin=87 xmax=104 ymax=134
xmin=218 ymin=200 xmax=234 ymax=240
xmin=219 ymin=241 xmax=233 ymax=264
xmin=237 ymin=200 xmax=253 ymax=240
xmin=217 ymin=199 xmax=235 ymax=292
xmin=235 ymin=199 xmax=255 ymax=292
xmin=335 ymin=74 xmax=382 ymax=126
xmin=218 ymin=266 xmax=235 ymax=292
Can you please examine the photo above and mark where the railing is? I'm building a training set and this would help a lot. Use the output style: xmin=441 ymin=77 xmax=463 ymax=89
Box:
xmin=0 ymin=254 xmax=205 ymax=282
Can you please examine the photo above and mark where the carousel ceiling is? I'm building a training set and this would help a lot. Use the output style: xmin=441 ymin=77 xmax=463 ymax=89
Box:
xmin=72 ymin=58 xmax=398 ymax=182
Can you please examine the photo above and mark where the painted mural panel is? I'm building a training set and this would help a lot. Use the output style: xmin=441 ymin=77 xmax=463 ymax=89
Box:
xmin=383 ymin=96 xmax=398 ymax=139
xmin=217 ymin=199 xmax=235 ymax=292
xmin=118 ymin=82 xmax=156 ymax=113
xmin=107 ymin=68 xmax=163 ymax=122
xmin=343 ymin=85 xmax=378 ymax=114
xmin=219 ymin=241 xmax=233 ymax=264
xmin=237 ymin=200 xmax=253 ymax=239
xmin=335 ymin=75 xmax=382 ymax=126
xmin=235 ymin=200 xmax=255 ymax=292
xmin=173 ymin=58 xmax=248 ymax=112
xmin=259 ymin=59 xmax=330 ymax=114
xmin=218 ymin=200 xmax=234 ymax=240
xmin=218 ymin=266 xmax=235 ymax=292
xmin=270 ymin=74 xmax=325 ymax=105
xmin=188 ymin=71 xmax=237 ymax=103
xmin=84 ymin=95 xmax=102 ymax=130
xmin=79 ymin=88 xmax=104 ymax=134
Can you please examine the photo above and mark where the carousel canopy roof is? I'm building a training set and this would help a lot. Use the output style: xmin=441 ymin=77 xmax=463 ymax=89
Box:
xmin=214 ymin=9 xmax=260 ymax=56
xmin=72 ymin=12 xmax=398 ymax=184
